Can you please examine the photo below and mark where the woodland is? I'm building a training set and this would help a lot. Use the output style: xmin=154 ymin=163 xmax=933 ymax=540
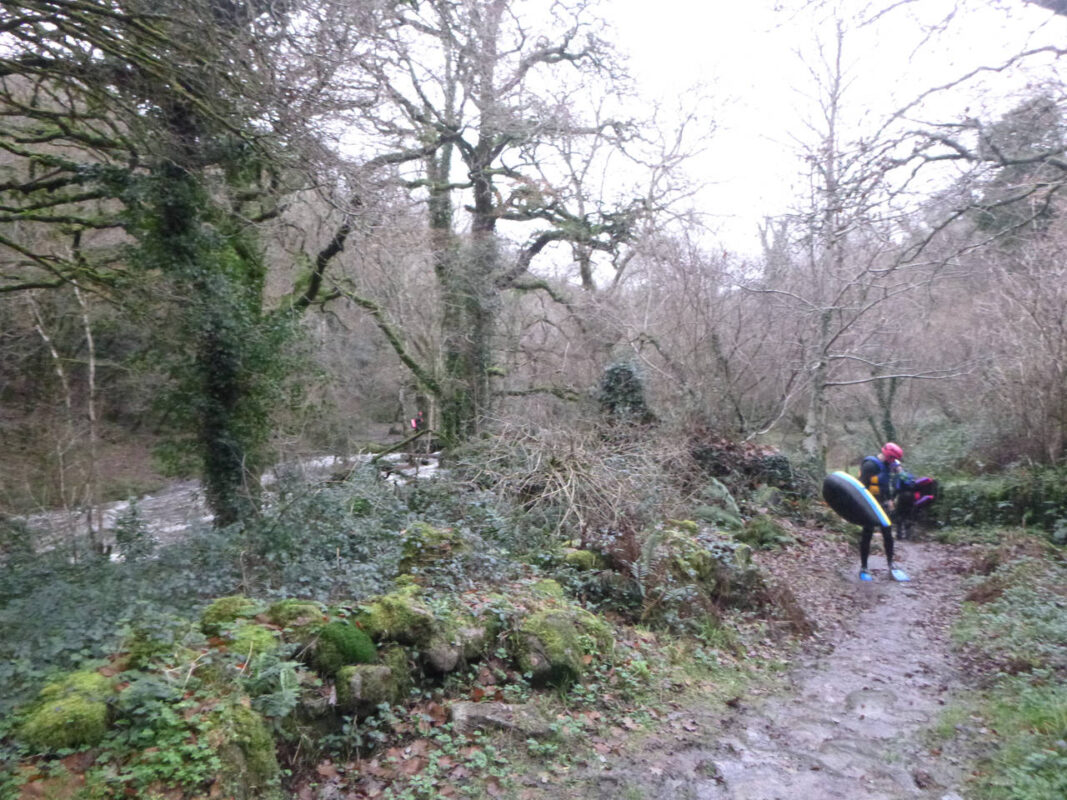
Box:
xmin=1 ymin=1 xmax=1066 ymax=799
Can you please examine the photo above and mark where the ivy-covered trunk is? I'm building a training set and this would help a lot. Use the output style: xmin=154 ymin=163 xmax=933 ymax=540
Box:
xmin=439 ymin=237 xmax=496 ymax=444
xmin=137 ymin=162 xmax=277 ymax=526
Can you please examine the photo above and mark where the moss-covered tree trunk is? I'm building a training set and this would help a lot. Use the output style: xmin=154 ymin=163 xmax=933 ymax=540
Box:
xmin=141 ymin=161 xmax=274 ymax=526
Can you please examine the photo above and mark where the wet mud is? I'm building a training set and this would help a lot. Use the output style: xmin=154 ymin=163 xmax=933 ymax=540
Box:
xmin=592 ymin=542 xmax=970 ymax=800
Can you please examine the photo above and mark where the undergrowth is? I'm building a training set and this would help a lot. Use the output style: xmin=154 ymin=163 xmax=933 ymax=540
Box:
xmin=944 ymin=534 xmax=1067 ymax=800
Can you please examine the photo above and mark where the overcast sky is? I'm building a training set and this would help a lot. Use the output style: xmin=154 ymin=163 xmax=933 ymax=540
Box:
xmin=608 ymin=0 xmax=1067 ymax=253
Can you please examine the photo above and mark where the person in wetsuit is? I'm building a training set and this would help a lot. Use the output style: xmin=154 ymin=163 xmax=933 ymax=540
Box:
xmin=858 ymin=442 xmax=903 ymax=580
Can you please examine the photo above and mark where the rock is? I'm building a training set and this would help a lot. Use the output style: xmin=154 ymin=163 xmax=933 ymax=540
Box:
xmin=208 ymin=702 xmax=283 ymax=800
xmin=449 ymin=701 xmax=554 ymax=738
xmin=201 ymin=595 xmax=258 ymax=635
xmin=563 ymin=549 xmax=605 ymax=571
xmin=229 ymin=621 xmax=281 ymax=659
xmin=398 ymin=521 xmax=470 ymax=574
xmin=312 ymin=621 xmax=377 ymax=675
xmin=265 ymin=598 xmax=325 ymax=628
xmin=336 ymin=665 xmax=399 ymax=714
xmin=514 ymin=606 xmax=613 ymax=686
xmin=19 ymin=670 xmax=114 ymax=751
xmin=423 ymin=624 xmax=491 ymax=672
xmin=354 ymin=585 xmax=436 ymax=646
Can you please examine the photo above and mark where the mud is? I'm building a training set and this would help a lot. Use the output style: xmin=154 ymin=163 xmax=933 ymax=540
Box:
xmin=590 ymin=542 xmax=971 ymax=800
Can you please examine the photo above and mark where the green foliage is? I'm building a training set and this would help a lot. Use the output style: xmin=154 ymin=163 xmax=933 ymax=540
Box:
xmin=932 ymin=468 xmax=1067 ymax=539
xmin=105 ymin=678 xmax=223 ymax=793
xmin=956 ymin=561 xmax=1067 ymax=675
xmin=313 ymin=621 xmax=377 ymax=675
xmin=127 ymin=164 xmax=295 ymax=526
xmin=113 ymin=501 xmax=154 ymax=562
xmin=597 ymin=362 xmax=655 ymax=424
xmin=950 ymin=542 xmax=1067 ymax=799
xmin=736 ymin=515 xmax=795 ymax=550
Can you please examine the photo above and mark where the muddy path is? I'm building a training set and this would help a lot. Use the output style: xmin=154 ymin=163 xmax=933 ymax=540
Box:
xmin=587 ymin=540 xmax=973 ymax=800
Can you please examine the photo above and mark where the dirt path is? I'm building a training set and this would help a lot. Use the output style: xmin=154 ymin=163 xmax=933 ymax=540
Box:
xmin=588 ymin=540 xmax=973 ymax=800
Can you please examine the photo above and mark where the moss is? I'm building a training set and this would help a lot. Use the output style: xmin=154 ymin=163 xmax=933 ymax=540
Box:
xmin=265 ymin=598 xmax=324 ymax=628
xmin=667 ymin=519 xmax=700 ymax=534
xmin=19 ymin=671 xmax=113 ymax=751
xmin=210 ymin=702 xmax=282 ymax=800
xmin=312 ymin=621 xmax=376 ymax=675
xmin=515 ymin=606 xmax=614 ymax=686
xmin=354 ymin=586 xmax=436 ymax=646
xmin=563 ymin=549 xmax=604 ymax=571
xmin=531 ymin=578 xmax=566 ymax=598
xmin=380 ymin=644 xmax=413 ymax=698
xmin=229 ymin=622 xmax=281 ymax=659
xmin=201 ymin=595 xmax=258 ymax=635
xmin=398 ymin=521 xmax=469 ymax=574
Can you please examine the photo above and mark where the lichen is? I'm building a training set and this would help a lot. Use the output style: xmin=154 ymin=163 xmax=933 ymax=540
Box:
xmin=312 ymin=620 xmax=376 ymax=675
xmin=201 ymin=595 xmax=258 ymax=635
xmin=19 ymin=670 xmax=114 ymax=751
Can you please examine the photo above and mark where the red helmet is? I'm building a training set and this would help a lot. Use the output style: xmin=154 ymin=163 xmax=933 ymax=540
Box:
xmin=881 ymin=442 xmax=903 ymax=461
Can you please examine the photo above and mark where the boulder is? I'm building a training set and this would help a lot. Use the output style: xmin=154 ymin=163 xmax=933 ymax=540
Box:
xmin=229 ymin=622 xmax=281 ymax=659
xmin=423 ymin=624 xmax=491 ymax=673
xmin=514 ymin=605 xmax=613 ymax=686
xmin=201 ymin=595 xmax=258 ymax=635
xmin=449 ymin=701 xmax=553 ymax=739
xmin=312 ymin=621 xmax=377 ymax=675
xmin=336 ymin=665 xmax=400 ymax=715
xmin=354 ymin=585 xmax=436 ymax=646
xmin=208 ymin=702 xmax=283 ymax=800
xmin=19 ymin=670 xmax=114 ymax=751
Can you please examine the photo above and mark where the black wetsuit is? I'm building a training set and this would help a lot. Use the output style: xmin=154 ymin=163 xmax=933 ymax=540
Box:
xmin=859 ymin=456 xmax=895 ymax=571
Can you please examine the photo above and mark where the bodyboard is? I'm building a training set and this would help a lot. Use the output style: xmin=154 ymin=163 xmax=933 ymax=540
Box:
xmin=822 ymin=471 xmax=891 ymax=528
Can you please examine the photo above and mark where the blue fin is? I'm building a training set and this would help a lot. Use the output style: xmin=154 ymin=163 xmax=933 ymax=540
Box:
xmin=859 ymin=570 xmax=874 ymax=582
xmin=891 ymin=568 xmax=911 ymax=582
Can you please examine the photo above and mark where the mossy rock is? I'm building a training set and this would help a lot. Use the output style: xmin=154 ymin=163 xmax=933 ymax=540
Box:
xmin=514 ymin=606 xmax=614 ymax=686
xmin=265 ymin=598 xmax=325 ymax=628
xmin=19 ymin=670 xmax=114 ymax=751
xmin=563 ymin=549 xmax=605 ymax=571
xmin=229 ymin=622 xmax=281 ymax=659
xmin=422 ymin=606 xmax=493 ymax=673
xmin=354 ymin=586 xmax=436 ymax=646
xmin=661 ymin=527 xmax=722 ymax=586
xmin=380 ymin=644 xmax=413 ymax=699
xmin=312 ymin=621 xmax=377 ymax=675
xmin=201 ymin=595 xmax=258 ymax=635
xmin=335 ymin=664 xmax=400 ymax=715
xmin=209 ymin=702 xmax=283 ymax=800
xmin=398 ymin=521 xmax=470 ymax=574
xmin=530 ymin=578 xmax=566 ymax=598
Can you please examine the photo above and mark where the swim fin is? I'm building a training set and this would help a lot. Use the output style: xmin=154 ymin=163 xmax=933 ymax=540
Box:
xmin=891 ymin=568 xmax=911 ymax=582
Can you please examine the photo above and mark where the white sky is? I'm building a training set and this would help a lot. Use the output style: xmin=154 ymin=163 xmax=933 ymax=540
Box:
xmin=609 ymin=0 xmax=1067 ymax=253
